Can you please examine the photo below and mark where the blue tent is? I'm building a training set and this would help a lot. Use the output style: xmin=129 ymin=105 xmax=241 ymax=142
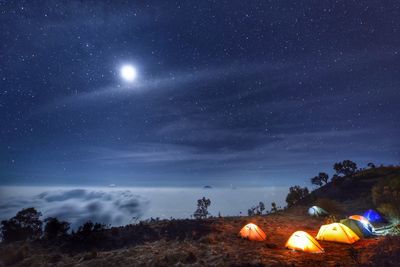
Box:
xmin=363 ymin=209 xmax=382 ymax=222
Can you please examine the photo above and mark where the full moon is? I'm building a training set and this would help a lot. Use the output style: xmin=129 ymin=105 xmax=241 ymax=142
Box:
xmin=120 ymin=64 xmax=137 ymax=82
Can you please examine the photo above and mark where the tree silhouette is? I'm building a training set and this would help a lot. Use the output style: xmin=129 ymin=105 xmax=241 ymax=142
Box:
xmin=193 ymin=197 xmax=211 ymax=219
xmin=0 ymin=207 xmax=42 ymax=242
xmin=333 ymin=160 xmax=358 ymax=176
xmin=311 ymin=172 xmax=329 ymax=186
xmin=271 ymin=202 xmax=278 ymax=213
xmin=44 ymin=217 xmax=70 ymax=240
xmin=258 ymin=202 xmax=265 ymax=214
xmin=286 ymin=186 xmax=309 ymax=207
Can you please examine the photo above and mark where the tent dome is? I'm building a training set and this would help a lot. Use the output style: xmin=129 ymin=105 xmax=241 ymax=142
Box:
xmin=363 ymin=209 xmax=382 ymax=222
xmin=308 ymin=206 xmax=329 ymax=217
xmin=239 ymin=223 xmax=266 ymax=241
xmin=316 ymin=223 xmax=360 ymax=244
xmin=349 ymin=215 xmax=374 ymax=232
xmin=340 ymin=218 xmax=373 ymax=238
xmin=285 ymin=231 xmax=324 ymax=253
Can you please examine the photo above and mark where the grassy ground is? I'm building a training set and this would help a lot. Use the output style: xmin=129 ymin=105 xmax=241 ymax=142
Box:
xmin=1 ymin=206 xmax=399 ymax=267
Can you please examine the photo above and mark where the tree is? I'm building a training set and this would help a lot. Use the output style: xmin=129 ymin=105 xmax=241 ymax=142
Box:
xmin=311 ymin=176 xmax=323 ymax=187
xmin=311 ymin=172 xmax=330 ymax=186
xmin=285 ymin=186 xmax=309 ymax=208
xmin=247 ymin=201 xmax=266 ymax=216
xmin=43 ymin=217 xmax=70 ymax=240
xmin=71 ymin=221 xmax=107 ymax=249
xmin=319 ymin=172 xmax=329 ymax=184
xmin=193 ymin=197 xmax=211 ymax=219
xmin=333 ymin=160 xmax=358 ymax=176
xmin=248 ymin=207 xmax=256 ymax=216
xmin=258 ymin=202 xmax=265 ymax=214
xmin=76 ymin=221 xmax=106 ymax=236
xmin=271 ymin=202 xmax=278 ymax=213
xmin=0 ymin=207 xmax=43 ymax=243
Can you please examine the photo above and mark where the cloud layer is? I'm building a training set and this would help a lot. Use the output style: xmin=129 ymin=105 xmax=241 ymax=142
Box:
xmin=0 ymin=188 xmax=148 ymax=229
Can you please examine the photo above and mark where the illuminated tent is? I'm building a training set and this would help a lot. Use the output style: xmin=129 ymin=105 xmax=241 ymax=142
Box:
xmin=285 ymin=231 xmax=324 ymax=253
xmin=316 ymin=223 xmax=360 ymax=244
xmin=308 ymin=206 xmax=329 ymax=217
xmin=340 ymin=218 xmax=373 ymax=238
xmin=363 ymin=209 xmax=382 ymax=222
xmin=349 ymin=215 xmax=374 ymax=232
xmin=239 ymin=223 xmax=266 ymax=241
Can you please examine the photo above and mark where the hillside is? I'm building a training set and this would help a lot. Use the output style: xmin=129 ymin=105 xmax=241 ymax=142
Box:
xmin=301 ymin=166 xmax=400 ymax=215
xmin=0 ymin=167 xmax=399 ymax=266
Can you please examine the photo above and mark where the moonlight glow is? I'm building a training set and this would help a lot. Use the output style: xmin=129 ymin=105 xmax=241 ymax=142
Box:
xmin=120 ymin=64 xmax=137 ymax=82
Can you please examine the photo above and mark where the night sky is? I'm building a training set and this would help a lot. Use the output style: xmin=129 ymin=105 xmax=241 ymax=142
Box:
xmin=1 ymin=1 xmax=399 ymax=187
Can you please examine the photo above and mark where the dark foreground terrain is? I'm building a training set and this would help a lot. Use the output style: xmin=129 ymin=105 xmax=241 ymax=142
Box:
xmin=0 ymin=207 xmax=399 ymax=267
xmin=1 ymin=166 xmax=399 ymax=266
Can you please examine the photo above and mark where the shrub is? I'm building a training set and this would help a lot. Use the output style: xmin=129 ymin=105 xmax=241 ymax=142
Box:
xmin=70 ymin=221 xmax=108 ymax=249
xmin=247 ymin=201 xmax=265 ymax=216
xmin=43 ymin=217 xmax=70 ymax=240
xmin=372 ymin=175 xmax=400 ymax=223
xmin=285 ymin=186 xmax=309 ymax=207
xmin=0 ymin=207 xmax=42 ymax=243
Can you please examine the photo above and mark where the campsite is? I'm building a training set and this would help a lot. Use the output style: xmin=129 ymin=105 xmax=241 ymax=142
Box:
xmin=1 ymin=1 xmax=400 ymax=265
xmin=0 ymin=166 xmax=399 ymax=266
xmin=0 ymin=205 xmax=397 ymax=266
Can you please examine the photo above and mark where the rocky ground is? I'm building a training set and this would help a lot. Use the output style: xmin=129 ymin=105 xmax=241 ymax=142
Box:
xmin=1 ymin=206 xmax=399 ymax=267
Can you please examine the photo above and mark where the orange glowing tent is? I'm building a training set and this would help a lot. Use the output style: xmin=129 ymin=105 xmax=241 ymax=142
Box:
xmin=285 ymin=231 xmax=324 ymax=253
xmin=239 ymin=223 xmax=266 ymax=241
xmin=316 ymin=223 xmax=360 ymax=244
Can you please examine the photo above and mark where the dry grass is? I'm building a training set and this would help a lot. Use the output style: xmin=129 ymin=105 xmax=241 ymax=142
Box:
xmin=1 ymin=211 xmax=397 ymax=267
xmin=0 ymin=242 xmax=30 ymax=266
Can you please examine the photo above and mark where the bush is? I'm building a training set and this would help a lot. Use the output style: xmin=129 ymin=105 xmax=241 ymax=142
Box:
xmin=285 ymin=186 xmax=309 ymax=207
xmin=372 ymin=175 xmax=400 ymax=223
xmin=43 ymin=217 xmax=70 ymax=240
xmin=0 ymin=207 xmax=42 ymax=243
xmin=247 ymin=201 xmax=265 ymax=216
xmin=70 ymin=221 xmax=108 ymax=250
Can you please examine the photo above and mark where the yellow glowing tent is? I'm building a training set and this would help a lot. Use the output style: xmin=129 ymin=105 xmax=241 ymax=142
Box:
xmin=239 ymin=223 xmax=266 ymax=241
xmin=316 ymin=223 xmax=360 ymax=244
xmin=285 ymin=231 xmax=324 ymax=253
